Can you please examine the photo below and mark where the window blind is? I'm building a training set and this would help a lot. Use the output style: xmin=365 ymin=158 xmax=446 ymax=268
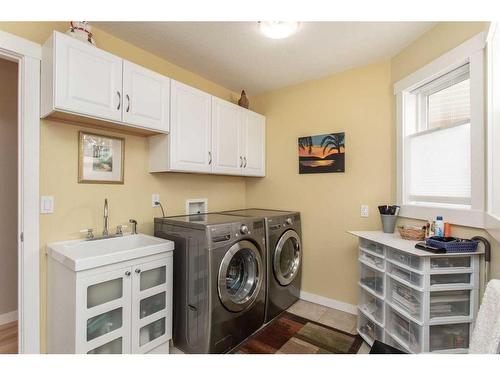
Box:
xmin=409 ymin=123 xmax=471 ymax=205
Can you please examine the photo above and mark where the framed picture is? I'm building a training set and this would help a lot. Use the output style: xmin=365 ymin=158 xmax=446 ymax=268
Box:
xmin=78 ymin=131 xmax=125 ymax=184
xmin=298 ymin=132 xmax=345 ymax=174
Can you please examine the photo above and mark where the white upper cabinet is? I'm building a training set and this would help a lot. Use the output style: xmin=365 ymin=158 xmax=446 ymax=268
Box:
xmin=211 ymin=97 xmax=243 ymax=175
xmin=41 ymin=31 xmax=170 ymax=134
xmin=169 ymin=80 xmax=212 ymax=173
xmin=50 ymin=31 xmax=123 ymax=122
xmin=241 ymin=111 xmax=266 ymax=176
xmin=122 ymin=61 xmax=170 ymax=132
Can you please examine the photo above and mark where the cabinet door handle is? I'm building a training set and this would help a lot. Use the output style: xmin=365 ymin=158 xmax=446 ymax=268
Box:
xmin=243 ymin=157 xmax=247 ymax=168
xmin=117 ymin=91 xmax=121 ymax=110
xmin=125 ymin=271 xmax=131 ymax=277
xmin=135 ymin=268 xmax=141 ymax=274
xmin=239 ymin=156 xmax=243 ymax=168
xmin=208 ymin=151 xmax=212 ymax=165
xmin=126 ymin=94 xmax=130 ymax=112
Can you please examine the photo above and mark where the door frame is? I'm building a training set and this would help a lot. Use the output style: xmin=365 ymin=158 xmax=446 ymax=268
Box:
xmin=0 ymin=30 xmax=41 ymax=354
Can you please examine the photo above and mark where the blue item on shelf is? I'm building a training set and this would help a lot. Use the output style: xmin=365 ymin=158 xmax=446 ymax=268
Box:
xmin=426 ymin=236 xmax=479 ymax=253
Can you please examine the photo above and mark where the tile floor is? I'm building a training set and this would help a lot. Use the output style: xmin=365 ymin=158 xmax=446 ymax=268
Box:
xmin=171 ymin=299 xmax=370 ymax=354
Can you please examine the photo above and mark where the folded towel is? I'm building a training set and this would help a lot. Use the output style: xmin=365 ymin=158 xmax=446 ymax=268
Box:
xmin=469 ymin=279 xmax=500 ymax=353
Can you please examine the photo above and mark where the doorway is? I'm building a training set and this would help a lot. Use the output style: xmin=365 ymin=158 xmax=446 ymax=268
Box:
xmin=0 ymin=57 xmax=18 ymax=354
xmin=0 ymin=30 xmax=41 ymax=354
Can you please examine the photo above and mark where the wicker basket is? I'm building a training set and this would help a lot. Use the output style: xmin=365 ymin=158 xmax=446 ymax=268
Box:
xmin=398 ymin=226 xmax=425 ymax=241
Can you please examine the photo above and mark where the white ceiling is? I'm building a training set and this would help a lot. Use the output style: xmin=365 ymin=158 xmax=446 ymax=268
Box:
xmin=95 ymin=22 xmax=436 ymax=95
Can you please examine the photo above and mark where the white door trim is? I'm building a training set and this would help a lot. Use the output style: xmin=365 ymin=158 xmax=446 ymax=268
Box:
xmin=0 ymin=31 xmax=41 ymax=354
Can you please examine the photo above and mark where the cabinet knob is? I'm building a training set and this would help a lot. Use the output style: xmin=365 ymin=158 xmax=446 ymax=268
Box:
xmin=135 ymin=269 xmax=141 ymax=274
xmin=125 ymin=271 xmax=131 ymax=277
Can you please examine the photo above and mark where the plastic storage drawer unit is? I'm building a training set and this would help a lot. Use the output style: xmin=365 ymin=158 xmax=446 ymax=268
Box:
xmin=386 ymin=306 xmax=422 ymax=353
xmin=358 ymin=311 xmax=383 ymax=343
xmin=429 ymin=323 xmax=470 ymax=351
xmin=430 ymin=290 xmax=471 ymax=319
xmin=358 ymin=287 xmax=384 ymax=324
xmin=359 ymin=249 xmax=384 ymax=271
xmin=387 ymin=248 xmax=422 ymax=270
xmin=387 ymin=262 xmax=423 ymax=288
xmin=430 ymin=257 xmax=471 ymax=270
xmin=360 ymin=263 xmax=384 ymax=296
xmin=359 ymin=238 xmax=384 ymax=256
xmin=387 ymin=277 xmax=423 ymax=321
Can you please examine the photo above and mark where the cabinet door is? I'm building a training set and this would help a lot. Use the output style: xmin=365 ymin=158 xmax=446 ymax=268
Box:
xmin=211 ymin=97 xmax=243 ymax=175
xmin=54 ymin=32 xmax=123 ymax=122
xmin=122 ymin=61 xmax=170 ymax=132
xmin=76 ymin=267 xmax=132 ymax=354
xmin=241 ymin=110 xmax=266 ymax=176
xmin=170 ymin=80 xmax=212 ymax=173
xmin=131 ymin=257 xmax=172 ymax=354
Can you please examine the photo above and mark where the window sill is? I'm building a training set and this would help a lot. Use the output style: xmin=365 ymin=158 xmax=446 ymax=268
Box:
xmin=399 ymin=204 xmax=485 ymax=229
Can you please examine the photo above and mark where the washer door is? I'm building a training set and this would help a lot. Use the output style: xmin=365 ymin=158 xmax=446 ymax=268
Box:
xmin=218 ymin=240 xmax=264 ymax=312
xmin=273 ymin=230 xmax=302 ymax=286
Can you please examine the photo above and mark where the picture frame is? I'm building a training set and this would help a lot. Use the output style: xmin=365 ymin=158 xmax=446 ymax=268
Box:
xmin=298 ymin=132 xmax=345 ymax=174
xmin=78 ymin=131 xmax=125 ymax=184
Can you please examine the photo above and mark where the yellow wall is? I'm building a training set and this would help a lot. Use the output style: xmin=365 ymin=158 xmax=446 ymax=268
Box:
xmin=247 ymin=61 xmax=394 ymax=304
xmin=246 ymin=21 xmax=499 ymax=306
xmin=0 ymin=22 xmax=247 ymax=352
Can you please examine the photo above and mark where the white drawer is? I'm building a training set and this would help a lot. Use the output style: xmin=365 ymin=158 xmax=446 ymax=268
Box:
xmin=429 ymin=323 xmax=470 ymax=352
xmin=359 ymin=238 xmax=384 ymax=256
xmin=430 ymin=273 xmax=471 ymax=286
xmin=358 ymin=311 xmax=384 ymax=344
xmin=358 ymin=287 xmax=384 ymax=325
xmin=387 ymin=277 xmax=423 ymax=322
xmin=359 ymin=249 xmax=384 ymax=271
xmin=430 ymin=290 xmax=471 ymax=319
xmin=386 ymin=305 xmax=423 ymax=353
xmin=430 ymin=256 xmax=471 ymax=270
xmin=359 ymin=263 xmax=384 ymax=297
xmin=387 ymin=262 xmax=423 ymax=288
xmin=387 ymin=248 xmax=422 ymax=271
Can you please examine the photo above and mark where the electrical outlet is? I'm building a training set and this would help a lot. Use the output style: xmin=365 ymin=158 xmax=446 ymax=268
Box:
xmin=152 ymin=194 xmax=160 ymax=207
xmin=360 ymin=205 xmax=369 ymax=218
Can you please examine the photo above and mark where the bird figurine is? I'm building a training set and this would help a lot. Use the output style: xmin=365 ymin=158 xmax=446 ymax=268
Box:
xmin=238 ymin=90 xmax=249 ymax=109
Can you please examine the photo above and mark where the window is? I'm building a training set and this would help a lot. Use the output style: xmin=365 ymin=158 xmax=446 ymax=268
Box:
xmin=395 ymin=32 xmax=485 ymax=227
xmin=407 ymin=65 xmax=472 ymax=207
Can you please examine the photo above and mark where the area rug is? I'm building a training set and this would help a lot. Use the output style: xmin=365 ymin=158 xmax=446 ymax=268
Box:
xmin=231 ymin=311 xmax=363 ymax=354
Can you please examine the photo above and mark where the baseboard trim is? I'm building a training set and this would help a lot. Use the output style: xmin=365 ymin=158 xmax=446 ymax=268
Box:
xmin=299 ymin=291 xmax=358 ymax=315
xmin=0 ymin=310 xmax=17 ymax=325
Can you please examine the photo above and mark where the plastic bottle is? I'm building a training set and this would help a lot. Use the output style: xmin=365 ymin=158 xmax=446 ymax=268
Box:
xmin=435 ymin=216 xmax=444 ymax=237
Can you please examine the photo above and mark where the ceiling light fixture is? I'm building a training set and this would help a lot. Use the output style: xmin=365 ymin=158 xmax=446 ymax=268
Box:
xmin=259 ymin=21 xmax=299 ymax=39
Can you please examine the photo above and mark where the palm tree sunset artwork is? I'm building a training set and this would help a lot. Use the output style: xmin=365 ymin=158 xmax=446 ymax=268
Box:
xmin=298 ymin=132 xmax=345 ymax=174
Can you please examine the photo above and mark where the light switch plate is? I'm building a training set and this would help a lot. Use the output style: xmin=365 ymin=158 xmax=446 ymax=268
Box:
xmin=152 ymin=194 xmax=160 ymax=207
xmin=40 ymin=196 xmax=54 ymax=214
xmin=360 ymin=204 xmax=369 ymax=218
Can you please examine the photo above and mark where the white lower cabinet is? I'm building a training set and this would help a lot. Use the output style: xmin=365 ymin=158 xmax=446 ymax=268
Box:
xmin=48 ymin=253 xmax=173 ymax=354
xmin=351 ymin=231 xmax=481 ymax=353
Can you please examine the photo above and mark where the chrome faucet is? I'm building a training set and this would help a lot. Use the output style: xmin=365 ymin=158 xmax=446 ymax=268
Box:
xmin=103 ymin=198 xmax=109 ymax=236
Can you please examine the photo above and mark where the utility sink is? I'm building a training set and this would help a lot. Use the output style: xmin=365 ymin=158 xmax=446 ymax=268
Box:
xmin=47 ymin=234 xmax=174 ymax=271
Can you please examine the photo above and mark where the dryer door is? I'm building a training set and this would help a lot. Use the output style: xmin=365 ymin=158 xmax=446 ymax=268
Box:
xmin=273 ymin=230 xmax=302 ymax=286
xmin=218 ymin=240 xmax=264 ymax=312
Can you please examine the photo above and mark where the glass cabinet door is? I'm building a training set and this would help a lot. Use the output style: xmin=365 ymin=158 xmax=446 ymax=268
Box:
xmin=77 ymin=267 xmax=132 ymax=354
xmin=131 ymin=257 xmax=172 ymax=354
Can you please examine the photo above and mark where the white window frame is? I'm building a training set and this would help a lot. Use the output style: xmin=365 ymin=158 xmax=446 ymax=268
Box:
xmin=395 ymin=32 xmax=486 ymax=228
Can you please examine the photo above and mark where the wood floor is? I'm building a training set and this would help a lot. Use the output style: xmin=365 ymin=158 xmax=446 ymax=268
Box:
xmin=0 ymin=321 xmax=18 ymax=354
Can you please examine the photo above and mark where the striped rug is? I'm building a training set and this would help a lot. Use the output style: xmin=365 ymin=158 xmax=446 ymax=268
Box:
xmin=232 ymin=312 xmax=363 ymax=354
